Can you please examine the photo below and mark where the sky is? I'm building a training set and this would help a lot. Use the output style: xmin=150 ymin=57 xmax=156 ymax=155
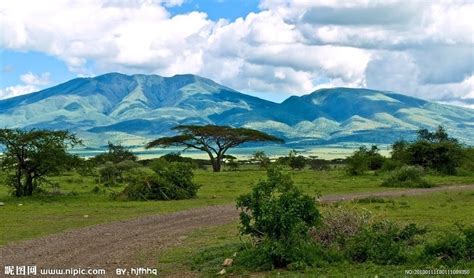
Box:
xmin=0 ymin=0 xmax=473 ymax=107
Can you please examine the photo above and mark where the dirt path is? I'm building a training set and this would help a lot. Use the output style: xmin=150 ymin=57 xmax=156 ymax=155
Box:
xmin=1 ymin=184 xmax=473 ymax=277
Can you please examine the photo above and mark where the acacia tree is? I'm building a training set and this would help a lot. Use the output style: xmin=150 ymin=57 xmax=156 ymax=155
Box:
xmin=0 ymin=129 xmax=81 ymax=196
xmin=91 ymin=142 xmax=137 ymax=165
xmin=146 ymin=125 xmax=283 ymax=172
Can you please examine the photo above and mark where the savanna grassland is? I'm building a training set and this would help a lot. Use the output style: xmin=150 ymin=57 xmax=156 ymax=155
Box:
xmin=1 ymin=165 xmax=473 ymax=277
xmin=1 ymin=168 xmax=473 ymax=246
xmin=1 ymin=125 xmax=474 ymax=277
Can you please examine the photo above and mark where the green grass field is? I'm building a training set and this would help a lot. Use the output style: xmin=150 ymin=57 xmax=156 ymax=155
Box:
xmin=0 ymin=168 xmax=473 ymax=276
xmin=156 ymin=191 xmax=474 ymax=277
xmin=0 ymin=169 xmax=473 ymax=245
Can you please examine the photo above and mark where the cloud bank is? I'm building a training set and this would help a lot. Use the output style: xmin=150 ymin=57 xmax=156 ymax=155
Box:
xmin=0 ymin=0 xmax=473 ymax=106
xmin=0 ymin=72 xmax=50 ymax=99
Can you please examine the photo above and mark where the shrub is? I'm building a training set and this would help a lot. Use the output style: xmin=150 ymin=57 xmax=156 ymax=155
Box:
xmin=345 ymin=221 xmax=425 ymax=265
xmin=308 ymin=158 xmax=331 ymax=171
xmin=98 ymin=162 xmax=120 ymax=186
xmin=465 ymin=226 xmax=474 ymax=260
xmin=379 ymin=158 xmax=403 ymax=172
xmin=310 ymin=208 xmax=372 ymax=247
xmin=236 ymin=167 xmax=320 ymax=268
xmin=118 ymin=161 xmax=200 ymax=201
xmin=91 ymin=142 xmax=137 ymax=165
xmin=98 ymin=160 xmax=141 ymax=186
xmin=381 ymin=166 xmax=433 ymax=188
xmin=160 ymin=152 xmax=197 ymax=168
xmin=252 ymin=151 xmax=271 ymax=169
xmin=458 ymin=147 xmax=474 ymax=176
xmin=225 ymin=158 xmax=240 ymax=171
xmin=391 ymin=126 xmax=464 ymax=175
xmin=423 ymin=226 xmax=474 ymax=264
xmin=311 ymin=207 xmax=426 ymax=265
xmin=287 ymin=150 xmax=307 ymax=170
xmin=346 ymin=145 xmax=384 ymax=175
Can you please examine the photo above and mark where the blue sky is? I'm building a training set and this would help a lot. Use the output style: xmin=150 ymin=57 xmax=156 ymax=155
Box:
xmin=0 ymin=0 xmax=473 ymax=107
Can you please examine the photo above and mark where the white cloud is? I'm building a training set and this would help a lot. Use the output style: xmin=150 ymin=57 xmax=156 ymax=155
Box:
xmin=0 ymin=84 xmax=38 ymax=100
xmin=0 ymin=0 xmax=473 ymax=106
xmin=20 ymin=72 xmax=51 ymax=86
xmin=0 ymin=72 xmax=51 ymax=99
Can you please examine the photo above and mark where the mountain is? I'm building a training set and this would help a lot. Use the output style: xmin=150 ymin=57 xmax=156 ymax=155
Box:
xmin=1 ymin=73 xmax=473 ymax=148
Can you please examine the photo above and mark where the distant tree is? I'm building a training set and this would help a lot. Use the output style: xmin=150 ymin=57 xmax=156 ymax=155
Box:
xmin=0 ymin=129 xmax=81 ymax=196
xmin=391 ymin=126 xmax=464 ymax=174
xmin=91 ymin=142 xmax=137 ymax=165
xmin=224 ymin=155 xmax=240 ymax=171
xmin=346 ymin=145 xmax=384 ymax=175
xmin=252 ymin=151 xmax=271 ymax=169
xmin=307 ymin=156 xmax=331 ymax=171
xmin=366 ymin=145 xmax=385 ymax=170
xmin=287 ymin=149 xmax=307 ymax=170
xmin=146 ymin=125 xmax=283 ymax=172
xmin=160 ymin=152 xmax=194 ymax=164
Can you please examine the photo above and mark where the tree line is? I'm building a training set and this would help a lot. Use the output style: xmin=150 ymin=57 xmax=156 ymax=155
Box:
xmin=0 ymin=125 xmax=282 ymax=197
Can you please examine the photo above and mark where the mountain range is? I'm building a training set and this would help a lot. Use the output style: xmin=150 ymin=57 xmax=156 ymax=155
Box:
xmin=1 ymin=72 xmax=473 ymax=148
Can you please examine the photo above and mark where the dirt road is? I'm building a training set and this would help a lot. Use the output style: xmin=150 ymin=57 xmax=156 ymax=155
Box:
xmin=1 ymin=184 xmax=473 ymax=277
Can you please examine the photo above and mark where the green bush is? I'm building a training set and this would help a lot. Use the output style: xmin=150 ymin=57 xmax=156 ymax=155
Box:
xmin=308 ymin=158 xmax=331 ymax=171
xmin=252 ymin=151 xmax=271 ymax=169
xmin=236 ymin=167 xmax=320 ymax=269
xmin=379 ymin=158 xmax=403 ymax=172
xmin=458 ymin=147 xmax=474 ymax=176
xmin=225 ymin=158 xmax=240 ymax=171
xmin=98 ymin=162 xmax=120 ymax=186
xmin=381 ymin=166 xmax=433 ymax=188
xmin=118 ymin=161 xmax=200 ymax=201
xmin=423 ymin=226 xmax=474 ymax=264
xmin=159 ymin=152 xmax=197 ymax=168
xmin=287 ymin=150 xmax=307 ymax=170
xmin=346 ymin=145 xmax=384 ymax=175
xmin=391 ymin=126 xmax=464 ymax=175
xmin=91 ymin=142 xmax=137 ymax=165
xmin=345 ymin=221 xmax=425 ymax=265
xmin=98 ymin=160 xmax=141 ymax=186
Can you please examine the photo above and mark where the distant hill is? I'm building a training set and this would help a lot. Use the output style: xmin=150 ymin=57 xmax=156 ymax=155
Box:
xmin=1 ymin=73 xmax=473 ymax=147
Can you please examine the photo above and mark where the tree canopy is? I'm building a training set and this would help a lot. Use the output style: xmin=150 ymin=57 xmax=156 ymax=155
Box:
xmin=391 ymin=126 xmax=464 ymax=174
xmin=146 ymin=125 xmax=283 ymax=172
xmin=0 ymin=129 xmax=81 ymax=196
xmin=91 ymin=142 xmax=137 ymax=165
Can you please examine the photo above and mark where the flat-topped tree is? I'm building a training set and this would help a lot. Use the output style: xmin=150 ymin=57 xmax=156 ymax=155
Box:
xmin=146 ymin=125 xmax=284 ymax=172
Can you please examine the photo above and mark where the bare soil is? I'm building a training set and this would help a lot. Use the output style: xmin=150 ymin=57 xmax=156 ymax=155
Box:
xmin=1 ymin=184 xmax=473 ymax=277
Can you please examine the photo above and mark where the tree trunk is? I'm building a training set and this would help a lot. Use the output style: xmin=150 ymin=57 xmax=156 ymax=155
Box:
xmin=15 ymin=168 xmax=23 ymax=197
xmin=25 ymin=172 xmax=34 ymax=196
xmin=211 ymin=157 xmax=222 ymax=172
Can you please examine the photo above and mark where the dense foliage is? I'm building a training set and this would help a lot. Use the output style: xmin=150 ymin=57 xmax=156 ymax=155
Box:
xmin=391 ymin=126 xmax=464 ymax=175
xmin=0 ymin=128 xmax=81 ymax=196
xmin=251 ymin=151 xmax=271 ymax=169
xmin=236 ymin=168 xmax=320 ymax=268
xmin=346 ymin=145 xmax=384 ymax=175
xmin=98 ymin=160 xmax=141 ymax=186
xmin=276 ymin=150 xmax=307 ymax=170
xmin=117 ymin=160 xmax=200 ymax=201
xmin=91 ymin=142 xmax=137 ymax=165
xmin=424 ymin=226 xmax=474 ymax=264
xmin=381 ymin=166 xmax=433 ymax=188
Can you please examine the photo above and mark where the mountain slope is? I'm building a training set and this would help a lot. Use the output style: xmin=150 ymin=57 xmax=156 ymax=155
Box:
xmin=1 ymin=73 xmax=473 ymax=147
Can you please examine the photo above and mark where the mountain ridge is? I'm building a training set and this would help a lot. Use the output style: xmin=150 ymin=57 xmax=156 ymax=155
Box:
xmin=1 ymin=73 xmax=473 ymax=147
